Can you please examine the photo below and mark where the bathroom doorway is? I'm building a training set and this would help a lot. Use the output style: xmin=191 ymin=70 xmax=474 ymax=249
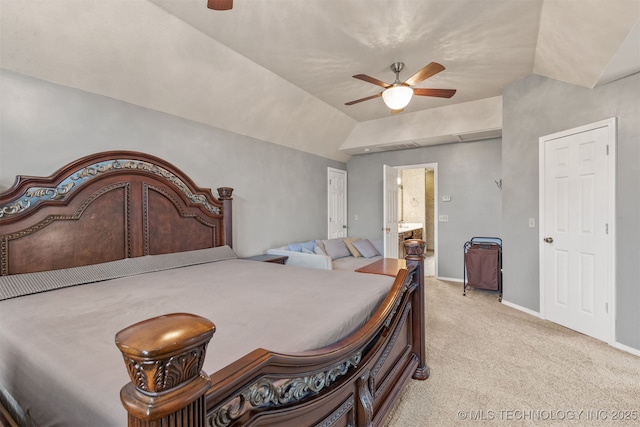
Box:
xmin=397 ymin=163 xmax=437 ymax=276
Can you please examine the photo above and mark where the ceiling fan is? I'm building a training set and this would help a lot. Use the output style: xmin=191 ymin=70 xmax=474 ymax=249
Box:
xmin=207 ymin=0 xmax=233 ymax=10
xmin=345 ymin=62 xmax=456 ymax=113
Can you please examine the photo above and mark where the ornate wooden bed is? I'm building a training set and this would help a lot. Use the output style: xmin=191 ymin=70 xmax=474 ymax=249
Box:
xmin=0 ymin=151 xmax=428 ymax=427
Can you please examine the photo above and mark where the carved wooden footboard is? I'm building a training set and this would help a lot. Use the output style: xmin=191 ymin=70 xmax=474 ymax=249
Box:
xmin=116 ymin=240 xmax=427 ymax=427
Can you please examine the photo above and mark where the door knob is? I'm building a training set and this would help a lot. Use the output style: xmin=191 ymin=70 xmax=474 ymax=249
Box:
xmin=543 ymin=237 xmax=554 ymax=243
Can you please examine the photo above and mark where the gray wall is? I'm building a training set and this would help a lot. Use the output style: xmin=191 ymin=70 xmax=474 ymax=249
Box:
xmin=3 ymin=68 xmax=637 ymax=351
xmin=0 ymin=69 xmax=345 ymax=257
xmin=502 ymin=72 xmax=640 ymax=350
xmin=349 ymin=71 xmax=640 ymax=352
xmin=347 ymin=139 xmax=502 ymax=278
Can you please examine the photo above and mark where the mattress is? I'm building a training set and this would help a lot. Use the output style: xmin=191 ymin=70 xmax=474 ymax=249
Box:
xmin=0 ymin=248 xmax=394 ymax=426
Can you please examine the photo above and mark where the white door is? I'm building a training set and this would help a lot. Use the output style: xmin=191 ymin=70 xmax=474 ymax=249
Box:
xmin=328 ymin=168 xmax=347 ymax=239
xmin=383 ymin=165 xmax=400 ymax=258
xmin=540 ymin=118 xmax=616 ymax=343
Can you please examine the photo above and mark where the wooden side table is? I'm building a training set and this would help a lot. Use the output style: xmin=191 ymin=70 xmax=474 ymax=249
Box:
xmin=242 ymin=254 xmax=288 ymax=264
xmin=355 ymin=258 xmax=406 ymax=277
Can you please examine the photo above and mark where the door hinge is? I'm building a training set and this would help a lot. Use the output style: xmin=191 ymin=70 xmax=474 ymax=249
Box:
xmin=605 ymin=302 xmax=608 ymax=313
xmin=606 ymin=144 xmax=609 ymax=155
xmin=605 ymin=223 xmax=609 ymax=234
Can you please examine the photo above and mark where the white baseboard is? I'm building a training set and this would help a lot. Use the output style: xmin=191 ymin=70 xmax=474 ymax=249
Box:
xmin=501 ymin=299 xmax=542 ymax=318
xmin=613 ymin=342 xmax=640 ymax=357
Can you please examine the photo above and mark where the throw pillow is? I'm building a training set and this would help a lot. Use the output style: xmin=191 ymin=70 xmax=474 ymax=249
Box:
xmin=353 ymin=239 xmax=381 ymax=258
xmin=370 ymin=237 xmax=384 ymax=255
xmin=322 ymin=239 xmax=351 ymax=260
xmin=288 ymin=240 xmax=316 ymax=253
xmin=343 ymin=237 xmax=362 ymax=257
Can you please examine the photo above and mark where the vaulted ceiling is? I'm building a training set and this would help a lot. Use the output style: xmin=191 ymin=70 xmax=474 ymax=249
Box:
xmin=1 ymin=0 xmax=639 ymax=162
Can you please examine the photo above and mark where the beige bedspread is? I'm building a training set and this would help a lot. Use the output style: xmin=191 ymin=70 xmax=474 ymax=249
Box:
xmin=0 ymin=254 xmax=394 ymax=426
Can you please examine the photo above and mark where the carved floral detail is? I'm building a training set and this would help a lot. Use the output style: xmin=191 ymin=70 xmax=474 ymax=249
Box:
xmin=357 ymin=370 xmax=374 ymax=426
xmin=217 ymin=187 xmax=234 ymax=200
xmin=0 ymin=159 xmax=222 ymax=218
xmin=25 ymin=182 xmax=75 ymax=200
xmin=122 ymin=343 xmax=208 ymax=393
xmin=208 ymin=352 xmax=362 ymax=427
xmin=79 ymin=160 xmax=221 ymax=215
xmin=0 ymin=199 xmax=30 ymax=218
xmin=404 ymin=240 xmax=426 ymax=257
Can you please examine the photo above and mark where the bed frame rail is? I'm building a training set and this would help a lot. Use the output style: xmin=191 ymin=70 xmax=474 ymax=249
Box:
xmin=116 ymin=240 xmax=427 ymax=427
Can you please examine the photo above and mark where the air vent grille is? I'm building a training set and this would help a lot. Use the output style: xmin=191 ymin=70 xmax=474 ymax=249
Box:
xmin=378 ymin=141 xmax=421 ymax=151
xmin=456 ymin=129 xmax=502 ymax=142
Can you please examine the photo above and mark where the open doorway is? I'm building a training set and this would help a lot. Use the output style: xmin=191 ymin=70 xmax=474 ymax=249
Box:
xmin=397 ymin=163 xmax=437 ymax=276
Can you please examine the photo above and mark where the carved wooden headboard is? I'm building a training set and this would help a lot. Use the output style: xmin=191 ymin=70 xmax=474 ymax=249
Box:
xmin=0 ymin=151 xmax=233 ymax=276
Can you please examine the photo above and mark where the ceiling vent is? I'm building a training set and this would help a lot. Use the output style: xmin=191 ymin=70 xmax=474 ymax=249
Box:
xmin=377 ymin=141 xmax=421 ymax=151
xmin=455 ymin=128 xmax=502 ymax=142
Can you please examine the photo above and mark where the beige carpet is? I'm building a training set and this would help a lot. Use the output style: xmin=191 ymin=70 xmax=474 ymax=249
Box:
xmin=385 ymin=278 xmax=640 ymax=426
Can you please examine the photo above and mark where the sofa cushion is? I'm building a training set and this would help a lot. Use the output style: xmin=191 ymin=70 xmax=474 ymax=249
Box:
xmin=353 ymin=239 xmax=381 ymax=258
xmin=333 ymin=255 xmax=382 ymax=271
xmin=322 ymin=239 xmax=351 ymax=260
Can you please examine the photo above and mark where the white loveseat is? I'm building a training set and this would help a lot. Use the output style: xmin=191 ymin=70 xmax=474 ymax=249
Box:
xmin=266 ymin=237 xmax=384 ymax=271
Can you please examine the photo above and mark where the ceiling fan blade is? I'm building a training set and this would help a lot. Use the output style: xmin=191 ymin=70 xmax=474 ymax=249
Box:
xmin=207 ymin=0 xmax=233 ymax=10
xmin=413 ymin=88 xmax=457 ymax=98
xmin=353 ymin=74 xmax=391 ymax=88
xmin=345 ymin=93 xmax=383 ymax=105
xmin=404 ymin=62 xmax=445 ymax=87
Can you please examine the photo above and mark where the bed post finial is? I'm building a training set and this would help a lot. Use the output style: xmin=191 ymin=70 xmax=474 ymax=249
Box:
xmin=216 ymin=187 xmax=233 ymax=200
xmin=217 ymin=187 xmax=233 ymax=248
xmin=115 ymin=313 xmax=215 ymax=426
xmin=404 ymin=239 xmax=429 ymax=380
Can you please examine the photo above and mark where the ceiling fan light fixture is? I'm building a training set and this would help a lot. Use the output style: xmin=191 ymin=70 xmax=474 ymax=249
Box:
xmin=346 ymin=61 xmax=454 ymax=110
xmin=382 ymin=85 xmax=413 ymax=110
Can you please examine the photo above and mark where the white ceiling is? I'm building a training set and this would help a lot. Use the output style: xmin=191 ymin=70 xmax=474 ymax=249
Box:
xmin=1 ymin=0 xmax=639 ymax=161
xmin=151 ymin=0 xmax=544 ymax=122
xmin=152 ymin=0 xmax=640 ymax=121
